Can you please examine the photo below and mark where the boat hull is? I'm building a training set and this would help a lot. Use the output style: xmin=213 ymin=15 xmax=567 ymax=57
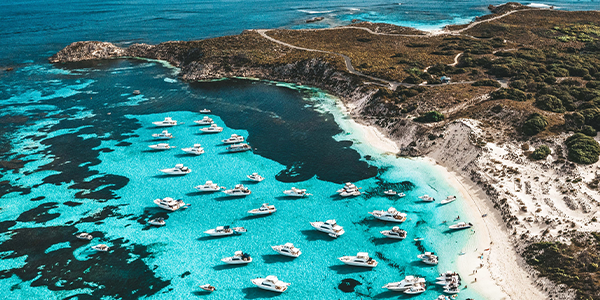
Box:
xmin=381 ymin=231 xmax=406 ymax=239
xmin=221 ymin=258 xmax=252 ymax=264
xmin=248 ymin=209 xmax=276 ymax=215
xmin=339 ymin=260 xmax=378 ymax=268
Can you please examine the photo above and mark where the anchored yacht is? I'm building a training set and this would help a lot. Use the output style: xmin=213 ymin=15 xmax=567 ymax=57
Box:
xmin=380 ymin=226 xmax=407 ymax=239
xmin=248 ymin=203 xmax=276 ymax=215
xmin=194 ymin=181 xmax=222 ymax=192
xmin=199 ymin=284 xmax=215 ymax=292
xmin=226 ymin=143 xmax=251 ymax=152
xmin=383 ymin=190 xmax=397 ymax=196
xmin=337 ymin=182 xmax=361 ymax=197
xmin=199 ymin=109 xmax=211 ymax=114
xmin=251 ymin=276 xmax=290 ymax=293
xmin=338 ymin=252 xmax=378 ymax=268
xmin=152 ymin=130 xmax=173 ymax=139
xmin=440 ymin=195 xmax=457 ymax=204
xmin=182 ymin=144 xmax=204 ymax=155
xmin=204 ymin=225 xmax=246 ymax=236
xmin=200 ymin=124 xmax=223 ymax=133
xmin=436 ymin=274 xmax=461 ymax=286
xmin=152 ymin=117 xmax=177 ymax=127
xmin=283 ymin=187 xmax=310 ymax=197
xmin=419 ymin=195 xmax=435 ymax=202
xmin=247 ymin=173 xmax=264 ymax=182
xmin=153 ymin=197 xmax=186 ymax=211
xmin=271 ymin=243 xmax=301 ymax=258
xmin=76 ymin=232 xmax=93 ymax=241
xmin=91 ymin=244 xmax=109 ymax=252
xmin=223 ymin=184 xmax=251 ymax=196
xmin=160 ymin=164 xmax=191 ymax=175
xmin=443 ymin=282 xmax=460 ymax=294
xmin=369 ymin=207 xmax=407 ymax=223
xmin=194 ymin=116 xmax=214 ymax=125
xmin=310 ymin=219 xmax=345 ymax=238
xmin=148 ymin=143 xmax=171 ymax=150
xmin=403 ymin=284 xmax=426 ymax=295
xmin=398 ymin=192 xmax=406 ymax=197
xmin=148 ymin=218 xmax=165 ymax=226
xmin=222 ymin=134 xmax=244 ymax=144
xmin=436 ymin=271 xmax=461 ymax=282
xmin=448 ymin=222 xmax=473 ymax=230
xmin=382 ymin=276 xmax=426 ymax=291
xmin=221 ymin=251 xmax=252 ymax=264
xmin=417 ymin=252 xmax=438 ymax=265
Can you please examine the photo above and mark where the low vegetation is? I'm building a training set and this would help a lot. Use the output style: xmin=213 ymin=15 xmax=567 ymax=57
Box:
xmin=414 ymin=111 xmax=445 ymax=123
xmin=522 ymin=113 xmax=548 ymax=136
xmin=565 ymin=133 xmax=600 ymax=164
xmin=530 ymin=145 xmax=551 ymax=160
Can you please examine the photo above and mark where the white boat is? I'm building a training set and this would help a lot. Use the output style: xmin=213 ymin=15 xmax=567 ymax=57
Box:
xmin=148 ymin=218 xmax=165 ymax=226
xmin=204 ymin=225 xmax=247 ymax=236
xmin=160 ymin=164 xmax=191 ymax=175
xmin=380 ymin=226 xmax=407 ymax=239
xmin=251 ymin=276 xmax=290 ymax=293
xmin=248 ymin=203 xmax=276 ymax=215
xmin=398 ymin=192 xmax=406 ymax=197
xmin=417 ymin=252 xmax=438 ymax=265
xmin=271 ymin=243 xmax=301 ymax=258
xmin=182 ymin=144 xmax=204 ymax=155
xmin=436 ymin=296 xmax=452 ymax=300
xmin=194 ymin=181 xmax=222 ymax=192
xmin=448 ymin=222 xmax=473 ymax=230
xmin=369 ymin=207 xmax=407 ymax=223
xmin=384 ymin=190 xmax=397 ymax=196
xmin=403 ymin=284 xmax=426 ymax=295
xmin=221 ymin=251 xmax=252 ymax=264
xmin=222 ymin=134 xmax=244 ymax=144
xmin=440 ymin=195 xmax=457 ymax=204
xmin=382 ymin=276 xmax=426 ymax=291
xmin=194 ymin=116 xmax=214 ymax=125
xmin=436 ymin=275 xmax=461 ymax=286
xmin=152 ymin=130 xmax=173 ymax=139
xmin=310 ymin=219 xmax=345 ymax=238
xmin=200 ymin=124 xmax=223 ymax=133
xmin=337 ymin=182 xmax=361 ymax=197
xmin=226 ymin=143 xmax=251 ymax=152
xmin=436 ymin=271 xmax=460 ymax=282
xmin=223 ymin=184 xmax=251 ymax=196
xmin=199 ymin=109 xmax=211 ymax=114
xmin=247 ymin=173 xmax=264 ymax=182
xmin=91 ymin=244 xmax=109 ymax=252
xmin=148 ymin=143 xmax=172 ymax=150
xmin=152 ymin=117 xmax=177 ymax=127
xmin=133 ymin=90 xmax=141 ymax=95
xmin=199 ymin=284 xmax=215 ymax=292
xmin=338 ymin=252 xmax=378 ymax=268
xmin=443 ymin=283 xmax=460 ymax=294
xmin=340 ymin=190 xmax=361 ymax=197
xmin=75 ymin=232 xmax=93 ymax=241
xmin=283 ymin=187 xmax=310 ymax=197
xmin=153 ymin=197 xmax=186 ymax=211
xmin=419 ymin=195 xmax=435 ymax=202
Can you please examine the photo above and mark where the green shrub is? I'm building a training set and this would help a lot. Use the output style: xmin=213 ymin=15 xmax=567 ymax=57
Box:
xmin=403 ymin=75 xmax=422 ymax=84
xmin=531 ymin=145 xmax=551 ymax=160
xmin=587 ymin=81 xmax=600 ymax=89
xmin=490 ymin=88 xmax=527 ymax=101
xmin=522 ymin=113 xmax=548 ymax=136
xmin=582 ymin=125 xmax=598 ymax=137
xmin=472 ymin=79 xmax=501 ymax=88
xmin=414 ymin=111 xmax=445 ymax=123
xmin=509 ymin=80 xmax=527 ymax=91
xmin=565 ymin=133 xmax=600 ymax=164
xmin=535 ymin=94 xmax=565 ymax=113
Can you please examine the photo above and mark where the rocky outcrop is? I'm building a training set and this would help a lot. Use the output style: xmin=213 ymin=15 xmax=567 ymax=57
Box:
xmin=49 ymin=41 xmax=126 ymax=63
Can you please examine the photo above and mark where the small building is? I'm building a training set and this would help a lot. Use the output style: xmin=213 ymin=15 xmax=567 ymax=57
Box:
xmin=440 ymin=76 xmax=451 ymax=84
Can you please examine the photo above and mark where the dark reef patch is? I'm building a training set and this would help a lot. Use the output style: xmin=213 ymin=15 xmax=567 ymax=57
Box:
xmin=338 ymin=278 xmax=362 ymax=293
xmin=77 ymin=205 xmax=131 ymax=224
xmin=16 ymin=202 xmax=60 ymax=223
xmin=30 ymin=196 xmax=45 ymax=201
xmin=64 ymin=201 xmax=83 ymax=207
xmin=70 ymin=174 xmax=129 ymax=201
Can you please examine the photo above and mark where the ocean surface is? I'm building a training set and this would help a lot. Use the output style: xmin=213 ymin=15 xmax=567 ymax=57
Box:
xmin=0 ymin=1 xmax=598 ymax=299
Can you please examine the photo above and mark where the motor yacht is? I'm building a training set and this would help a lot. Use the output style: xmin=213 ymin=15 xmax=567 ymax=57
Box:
xmin=448 ymin=222 xmax=473 ymax=230
xmin=153 ymin=197 xmax=186 ymax=211
xmin=148 ymin=143 xmax=172 ymax=150
xmin=221 ymin=251 xmax=252 ymax=264
xmin=436 ymin=275 xmax=460 ymax=286
xmin=160 ymin=164 xmax=191 ymax=175
xmin=199 ymin=109 xmax=211 ymax=114
xmin=403 ymin=284 xmax=426 ymax=295
xmin=91 ymin=244 xmax=109 ymax=252
xmin=204 ymin=225 xmax=246 ymax=236
xmin=223 ymin=184 xmax=251 ymax=196
xmin=398 ymin=192 xmax=406 ymax=197
xmin=251 ymin=276 xmax=290 ymax=293
xmin=226 ymin=143 xmax=251 ymax=152
xmin=200 ymin=124 xmax=223 ymax=133
xmin=247 ymin=173 xmax=264 ymax=182
xmin=382 ymin=276 xmax=426 ymax=291
xmin=182 ymin=144 xmax=204 ymax=155
xmin=383 ymin=190 xmax=397 ymax=196
xmin=194 ymin=181 xmax=222 ymax=192
xmin=152 ymin=117 xmax=177 ymax=127
xmin=440 ymin=195 xmax=457 ymax=204
xmin=419 ymin=195 xmax=435 ymax=202
xmin=271 ymin=243 xmax=301 ymax=258
xmin=436 ymin=271 xmax=460 ymax=282
xmin=338 ymin=252 xmax=378 ymax=268
xmin=369 ymin=207 xmax=407 ymax=223
xmin=417 ymin=252 xmax=438 ymax=265
xmin=133 ymin=90 xmax=141 ymax=95
xmin=248 ymin=203 xmax=276 ymax=215
xmin=199 ymin=284 xmax=215 ymax=292
xmin=148 ymin=218 xmax=165 ymax=226
xmin=283 ymin=187 xmax=310 ymax=197
xmin=337 ymin=182 xmax=361 ymax=197
xmin=222 ymin=134 xmax=244 ymax=144
xmin=75 ymin=232 xmax=93 ymax=241
xmin=380 ymin=226 xmax=407 ymax=239
xmin=443 ymin=283 xmax=460 ymax=294
xmin=336 ymin=182 xmax=357 ymax=193
xmin=194 ymin=116 xmax=214 ymax=125
xmin=152 ymin=130 xmax=173 ymax=139
xmin=310 ymin=220 xmax=345 ymax=238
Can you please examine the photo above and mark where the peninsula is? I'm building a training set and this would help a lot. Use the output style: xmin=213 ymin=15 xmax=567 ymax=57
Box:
xmin=51 ymin=3 xmax=600 ymax=299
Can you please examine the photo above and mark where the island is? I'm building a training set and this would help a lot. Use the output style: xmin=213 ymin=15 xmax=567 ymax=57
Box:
xmin=50 ymin=3 xmax=600 ymax=299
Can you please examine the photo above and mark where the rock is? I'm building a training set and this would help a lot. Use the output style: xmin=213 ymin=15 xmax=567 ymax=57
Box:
xmin=351 ymin=19 xmax=360 ymax=23
xmin=49 ymin=41 xmax=126 ymax=63
xmin=306 ymin=17 xmax=324 ymax=23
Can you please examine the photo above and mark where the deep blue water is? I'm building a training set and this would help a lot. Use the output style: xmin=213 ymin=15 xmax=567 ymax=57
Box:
xmin=1 ymin=1 xmax=599 ymax=299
